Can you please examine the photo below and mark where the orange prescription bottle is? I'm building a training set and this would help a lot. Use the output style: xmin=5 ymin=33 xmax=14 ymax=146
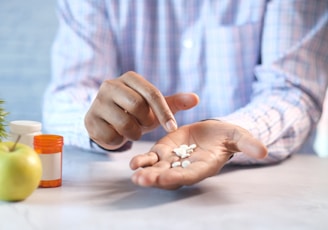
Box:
xmin=34 ymin=134 xmax=64 ymax=188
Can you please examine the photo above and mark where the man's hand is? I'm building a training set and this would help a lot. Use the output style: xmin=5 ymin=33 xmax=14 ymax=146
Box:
xmin=130 ymin=120 xmax=267 ymax=190
xmin=84 ymin=71 xmax=199 ymax=150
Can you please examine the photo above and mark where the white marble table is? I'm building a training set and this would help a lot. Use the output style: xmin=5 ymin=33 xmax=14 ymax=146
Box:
xmin=1 ymin=141 xmax=327 ymax=230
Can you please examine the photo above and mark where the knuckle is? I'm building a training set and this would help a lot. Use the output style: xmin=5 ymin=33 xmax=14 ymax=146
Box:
xmin=97 ymin=80 xmax=121 ymax=102
xmin=127 ymin=96 xmax=148 ymax=114
xmin=122 ymin=71 xmax=138 ymax=80
xmin=125 ymin=70 xmax=137 ymax=76
xmin=146 ymin=87 xmax=162 ymax=102
xmin=101 ymin=79 xmax=118 ymax=92
xmin=117 ymin=119 xmax=142 ymax=141
xmin=97 ymin=82 xmax=110 ymax=101
xmin=100 ymin=79 xmax=112 ymax=89
xmin=127 ymin=95 xmax=143 ymax=107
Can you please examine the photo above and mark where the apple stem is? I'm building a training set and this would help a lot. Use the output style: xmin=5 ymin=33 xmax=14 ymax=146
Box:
xmin=10 ymin=135 xmax=21 ymax=152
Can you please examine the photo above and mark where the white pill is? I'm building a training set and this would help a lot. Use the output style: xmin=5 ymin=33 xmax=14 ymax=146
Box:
xmin=181 ymin=160 xmax=191 ymax=168
xmin=180 ymin=153 xmax=191 ymax=159
xmin=173 ymin=148 xmax=185 ymax=155
xmin=186 ymin=149 xmax=193 ymax=154
xmin=180 ymin=144 xmax=189 ymax=149
xmin=189 ymin=144 xmax=197 ymax=149
xmin=173 ymin=147 xmax=180 ymax=153
xmin=171 ymin=161 xmax=181 ymax=168
xmin=173 ymin=144 xmax=197 ymax=158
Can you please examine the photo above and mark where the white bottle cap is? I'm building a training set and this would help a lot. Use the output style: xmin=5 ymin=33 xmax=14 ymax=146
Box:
xmin=9 ymin=120 xmax=42 ymax=134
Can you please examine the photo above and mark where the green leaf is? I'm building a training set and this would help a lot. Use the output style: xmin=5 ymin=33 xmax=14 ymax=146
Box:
xmin=0 ymin=99 xmax=9 ymax=141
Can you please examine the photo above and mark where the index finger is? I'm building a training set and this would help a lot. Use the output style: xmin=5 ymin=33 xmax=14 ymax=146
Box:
xmin=121 ymin=71 xmax=177 ymax=132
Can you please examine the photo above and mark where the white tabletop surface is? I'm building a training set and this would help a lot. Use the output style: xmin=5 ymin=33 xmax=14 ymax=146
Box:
xmin=1 ymin=141 xmax=328 ymax=230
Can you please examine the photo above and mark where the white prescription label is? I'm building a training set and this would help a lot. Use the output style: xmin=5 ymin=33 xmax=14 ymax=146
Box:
xmin=39 ymin=152 xmax=62 ymax=180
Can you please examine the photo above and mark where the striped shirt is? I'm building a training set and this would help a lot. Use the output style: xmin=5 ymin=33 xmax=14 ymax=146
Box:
xmin=43 ymin=0 xmax=328 ymax=164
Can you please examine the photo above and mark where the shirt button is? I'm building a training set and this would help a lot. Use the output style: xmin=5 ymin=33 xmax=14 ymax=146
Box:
xmin=182 ymin=39 xmax=193 ymax=48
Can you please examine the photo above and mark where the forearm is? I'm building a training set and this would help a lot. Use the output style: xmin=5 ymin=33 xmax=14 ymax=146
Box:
xmin=222 ymin=1 xmax=328 ymax=164
xmin=221 ymin=87 xmax=317 ymax=164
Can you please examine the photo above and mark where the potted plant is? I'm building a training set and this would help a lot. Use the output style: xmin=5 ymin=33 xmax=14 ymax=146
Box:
xmin=0 ymin=99 xmax=8 ymax=141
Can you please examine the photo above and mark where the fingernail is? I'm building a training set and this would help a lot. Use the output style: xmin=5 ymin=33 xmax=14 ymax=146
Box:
xmin=166 ymin=119 xmax=177 ymax=132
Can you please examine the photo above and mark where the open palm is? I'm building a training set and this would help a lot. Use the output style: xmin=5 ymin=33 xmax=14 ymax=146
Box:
xmin=130 ymin=120 xmax=267 ymax=190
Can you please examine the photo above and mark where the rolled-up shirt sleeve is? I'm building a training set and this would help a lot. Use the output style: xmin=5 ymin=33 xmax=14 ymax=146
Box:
xmin=43 ymin=0 xmax=119 ymax=150
xmin=222 ymin=1 xmax=328 ymax=164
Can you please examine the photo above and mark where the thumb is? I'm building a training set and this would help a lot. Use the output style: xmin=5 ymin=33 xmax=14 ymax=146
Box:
xmin=227 ymin=127 xmax=268 ymax=159
xmin=165 ymin=93 xmax=199 ymax=114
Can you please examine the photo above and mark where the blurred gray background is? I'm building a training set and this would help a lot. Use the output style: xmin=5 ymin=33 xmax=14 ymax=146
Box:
xmin=0 ymin=0 xmax=58 ymax=126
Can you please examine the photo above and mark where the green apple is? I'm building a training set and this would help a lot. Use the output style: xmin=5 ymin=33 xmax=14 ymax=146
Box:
xmin=0 ymin=142 xmax=42 ymax=201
